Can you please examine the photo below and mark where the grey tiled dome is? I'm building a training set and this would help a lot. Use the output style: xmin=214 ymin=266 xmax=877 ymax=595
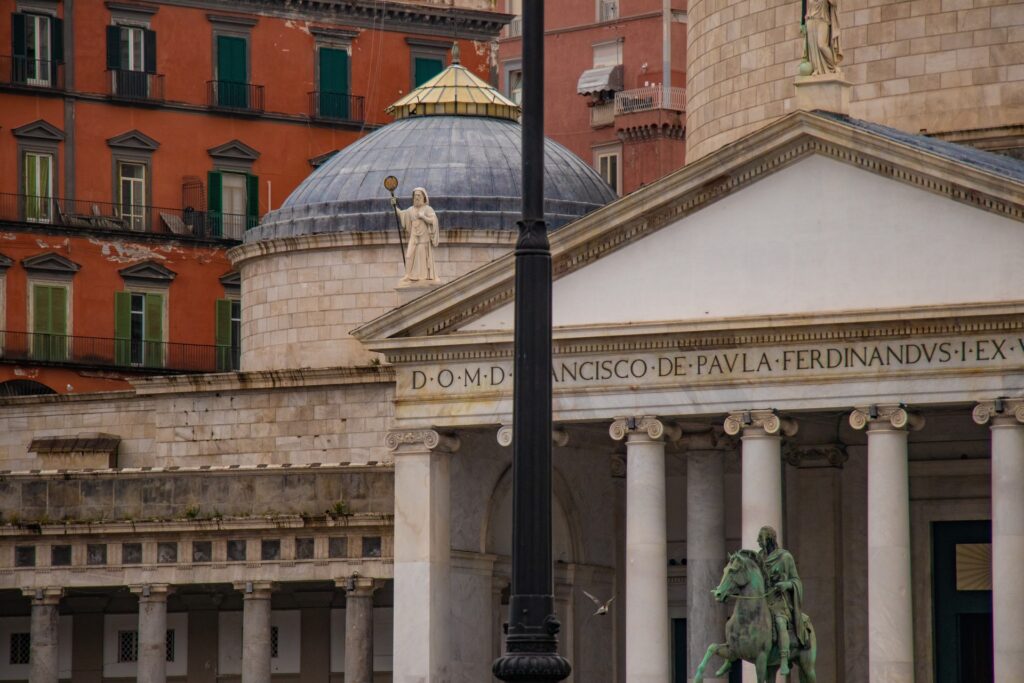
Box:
xmin=247 ymin=116 xmax=617 ymax=242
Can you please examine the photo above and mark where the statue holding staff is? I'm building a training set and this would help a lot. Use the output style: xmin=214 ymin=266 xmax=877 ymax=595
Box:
xmin=390 ymin=186 xmax=439 ymax=283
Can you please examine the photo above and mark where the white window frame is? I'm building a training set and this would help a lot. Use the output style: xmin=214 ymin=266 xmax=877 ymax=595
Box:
xmin=117 ymin=161 xmax=146 ymax=230
xmin=25 ymin=13 xmax=51 ymax=86
xmin=594 ymin=144 xmax=622 ymax=195
xmin=120 ymin=25 xmax=145 ymax=72
xmin=597 ymin=0 xmax=618 ymax=22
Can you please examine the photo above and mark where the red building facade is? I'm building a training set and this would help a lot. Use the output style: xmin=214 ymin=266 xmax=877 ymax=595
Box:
xmin=0 ymin=0 xmax=505 ymax=395
xmin=498 ymin=0 xmax=687 ymax=196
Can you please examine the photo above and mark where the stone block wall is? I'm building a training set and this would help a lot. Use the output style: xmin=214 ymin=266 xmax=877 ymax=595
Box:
xmin=231 ymin=232 xmax=515 ymax=372
xmin=686 ymin=0 xmax=1024 ymax=161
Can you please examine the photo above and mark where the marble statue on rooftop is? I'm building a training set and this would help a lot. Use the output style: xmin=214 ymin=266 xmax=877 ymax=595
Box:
xmin=391 ymin=187 xmax=439 ymax=283
xmin=803 ymin=0 xmax=843 ymax=75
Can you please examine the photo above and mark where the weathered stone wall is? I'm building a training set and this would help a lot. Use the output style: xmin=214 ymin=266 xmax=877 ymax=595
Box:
xmin=0 ymin=371 xmax=394 ymax=470
xmin=230 ymin=233 xmax=515 ymax=371
xmin=686 ymin=0 xmax=1024 ymax=161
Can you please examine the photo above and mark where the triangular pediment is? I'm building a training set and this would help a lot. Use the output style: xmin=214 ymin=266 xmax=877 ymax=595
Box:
xmin=119 ymin=260 xmax=176 ymax=283
xmin=0 ymin=253 xmax=14 ymax=272
xmin=22 ymin=252 xmax=80 ymax=275
xmin=208 ymin=139 xmax=260 ymax=162
xmin=107 ymin=129 xmax=160 ymax=151
xmin=12 ymin=119 xmax=64 ymax=142
xmin=353 ymin=111 xmax=1024 ymax=348
xmin=219 ymin=271 xmax=241 ymax=288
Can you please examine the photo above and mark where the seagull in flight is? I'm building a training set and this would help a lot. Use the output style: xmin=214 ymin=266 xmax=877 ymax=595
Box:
xmin=583 ymin=590 xmax=615 ymax=616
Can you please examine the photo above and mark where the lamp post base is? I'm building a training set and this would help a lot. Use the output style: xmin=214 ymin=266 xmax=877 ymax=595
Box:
xmin=493 ymin=652 xmax=572 ymax=682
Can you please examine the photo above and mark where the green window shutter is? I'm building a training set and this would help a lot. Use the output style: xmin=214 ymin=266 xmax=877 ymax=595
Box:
xmin=216 ymin=35 xmax=247 ymax=107
xmin=319 ymin=48 xmax=350 ymax=119
xmin=50 ymin=286 xmax=67 ymax=361
xmin=246 ymin=174 xmax=259 ymax=229
xmin=207 ymin=171 xmax=222 ymax=237
xmin=215 ymin=299 xmax=232 ymax=370
xmin=143 ymin=293 xmax=163 ymax=367
xmin=414 ymin=57 xmax=444 ymax=86
xmin=31 ymin=285 xmax=49 ymax=360
xmin=106 ymin=25 xmax=121 ymax=70
xmin=114 ymin=291 xmax=131 ymax=365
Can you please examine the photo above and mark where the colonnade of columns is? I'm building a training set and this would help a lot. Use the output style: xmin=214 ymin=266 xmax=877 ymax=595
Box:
xmin=19 ymin=579 xmax=379 ymax=683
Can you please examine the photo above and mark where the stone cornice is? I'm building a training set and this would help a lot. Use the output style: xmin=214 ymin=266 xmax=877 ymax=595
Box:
xmin=353 ymin=111 xmax=1024 ymax=343
xmin=0 ymin=461 xmax=393 ymax=480
xmin=227 ymin=229 xmax=517 ymax=267
xmin=131 ymin=365 xmax=395 ymax=395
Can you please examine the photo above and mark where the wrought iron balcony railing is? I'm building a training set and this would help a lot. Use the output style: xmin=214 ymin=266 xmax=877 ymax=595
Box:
xmin=207 ymin=80 xmax=265 ymax=112
xmin=0 ymin=330 xmax=240 ymax=373
xmin=308 ymin=91 xmax=365 ymax=123
xmin=614 ymin=85 xmax=686 ymax=115
xmin=0 ymin=55 xmax=64 ymax=90
xmin=108 ymin=68 xmax=165 ymax=101
xmin=0 ymin=192 xmax=251 ymax=241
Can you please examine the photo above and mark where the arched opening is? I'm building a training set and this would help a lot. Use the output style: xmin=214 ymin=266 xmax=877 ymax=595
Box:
xmin=0 ymin=380 xmax=57 ymax=397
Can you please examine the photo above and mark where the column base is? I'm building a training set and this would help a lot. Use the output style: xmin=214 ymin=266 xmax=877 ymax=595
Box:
xmin=794 ymin=73 xmax=851 ymax=115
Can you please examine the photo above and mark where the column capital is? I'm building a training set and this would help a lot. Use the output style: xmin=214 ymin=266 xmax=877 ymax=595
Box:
xmin=233 ymin=580 xmax=275 ymax=599
xmin=336 ymin=575 xmax=380 ymax=596
xmin=723 ymin=409 xmax=797 ymax=437
xmin=849 ymin=404 xmax=924 ymax=431
xmin=385 ymin=429 xmax=460 ymax=454
xmin=609 ymin=416 xmax=682 ymax=442
xmin=972 ymin=399 xmax=1024 ymax=426
xmin=22 ymin=587 xmax=62 ymax=605
xmin=129 ymin=584 xmax=173 ymax=602
xmin=496 ymin=424 xmax=569 ymax=448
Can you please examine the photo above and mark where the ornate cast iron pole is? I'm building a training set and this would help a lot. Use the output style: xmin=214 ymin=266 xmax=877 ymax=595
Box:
xmin=492 ymin=0 xmax=572 ymax=680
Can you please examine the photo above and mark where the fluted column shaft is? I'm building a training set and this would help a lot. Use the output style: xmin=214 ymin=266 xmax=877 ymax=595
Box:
xmin=133 ymin=585 xmax=171 ymax=683
xmin=611 ymin=417 xmax=679 ymax=683
xmin=974 ymin=401 xmax=1024 ymax=683
xmin=25 ymin=589 xmax=61 ymax=683
xmin=851 ymin=405 xmax=922 ymax=683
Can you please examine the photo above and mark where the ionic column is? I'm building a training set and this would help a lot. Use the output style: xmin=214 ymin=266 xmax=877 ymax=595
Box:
xmin=684 ymin=430 xmax=732 ymax=683
xmin=22 ymin=588 xmax=61 ymax=683
xmin=340 ymin=577 xmax=377 ymax=683
xmin=724 ymin=410 xmax=797 ymax=549
xmin=234 ymin=581 xmax=274 ymax=683
xmin=386 ymin=429 xmax=460 ymax=683
xmin=131 ymin=585 xmax=172 ymax=683
xmin=610 ymin=416 xmax=681 ymax=683
xmin=973 ymin=400 xmax=1024 ymax=683
xmin=850 ymin=405 xmax=924 ymax=683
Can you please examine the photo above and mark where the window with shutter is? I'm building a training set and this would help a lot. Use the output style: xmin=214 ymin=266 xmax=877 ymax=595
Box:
xmin=31 ymin=284 xmax=68 ymax=361
xmin=318 ymin=47 xmax=350 ymax=119
xmin=114 ymin=291 xmax=163 ymax=367
xmin=413 ymin=56 xmax=444 ymax=86
xmin=216 ymin=35 xmax=248 ymax=107
xmin=215 ymin=298 xmax=240 ymax=370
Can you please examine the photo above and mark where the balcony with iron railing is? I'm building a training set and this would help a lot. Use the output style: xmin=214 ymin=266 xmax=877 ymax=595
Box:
xmin=308 ymin=91 xmax=365 ymax=123
xmin=0 ymin=55 xmax=64 ymax=90
xmin=614 ymin=85 xmax=686 ymax=115
xmin=0 ymin=193 xmax=252 ymax=241
xmin=207 ymin=80 xmax=265 ymax=112
xmin=108 ymin=68 xmax=165 ymax=101
xmin=0 ymin=330 xmax=239 ymax=373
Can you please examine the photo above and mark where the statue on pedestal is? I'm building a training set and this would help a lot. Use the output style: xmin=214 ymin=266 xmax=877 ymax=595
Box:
xmin=693 ymin=526 xmax=818 ymax=683
xmin=802 ymin=0 xmax=843 ymax=75
xmin=391 ymin=187 xmax=439 ymax=283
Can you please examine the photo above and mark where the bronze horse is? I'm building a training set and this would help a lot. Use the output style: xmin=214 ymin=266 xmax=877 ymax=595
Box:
xmin=694 ymin=549 xmax=817 ymax=683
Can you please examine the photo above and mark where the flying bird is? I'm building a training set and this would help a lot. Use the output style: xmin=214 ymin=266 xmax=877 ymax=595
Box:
xmin=582 ymin=590 xmax=615 ymax=616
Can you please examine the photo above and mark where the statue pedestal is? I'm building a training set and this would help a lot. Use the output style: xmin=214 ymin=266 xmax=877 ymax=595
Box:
xmin=794 ymin=72 xmax=851 ymax=115
xmin=396 ymin=280 xmax=442 ymax=305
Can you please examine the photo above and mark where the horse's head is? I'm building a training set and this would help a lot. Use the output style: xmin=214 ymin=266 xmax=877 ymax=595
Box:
xmin=711 ymin=549 xmax=760 ymax=602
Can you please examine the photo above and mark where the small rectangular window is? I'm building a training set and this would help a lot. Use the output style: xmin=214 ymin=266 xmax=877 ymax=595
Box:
xmin=592 ymin=41 xmax=622 ymax=67
xmin=117 ymin=630 xmax=138 ymax=663
xmin=157 ymin=542 xmax=177 ymax=563
xmin=261 ymin=539 xmax=280 ymax=561
xmin=361 ymin=536 xmax=382 ymax=558
xmin=118 ymin=162 xmax=146 ymax=230
xmin=192 ymin=541 xmax=212 ymax=563
xmin=270 ymin=625 xmax=279 ymax=659
xmin=597 ymin=151 xmax=621 ymax=195
xmin=507 ymin=69 xmax=523 ymax=106
xmin=165 ymin=629 xmax=175 ymax=662
xmin=23 ymin=152 xmax=53 ymax=222
xmin=122 ymin=543 xmax=142 ymax=564
xmin=23 ymin=14 xmax=53 ymax=86
xmin=328 ymin=537 xmax=347 ymax=558
xmin=51 ymin=545 xmax=71 ymax=566
xmin=295 ymin=537 xmax=314 ymax=560
xmin=9 ymin=633 xmax=30 ymax=665
xmin=14 ymin=546 xmax=35 ymax=567
xmin=227 ymin=540 xmax=247 ymax=562
xmin=87 ymin=544 xmax=107 ymax=565
xmin=120 ymin=26 xmax=145 ymax=72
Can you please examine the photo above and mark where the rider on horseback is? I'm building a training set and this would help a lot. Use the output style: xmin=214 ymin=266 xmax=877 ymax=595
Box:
xmin=756 ymin=526 xmax=809 ymax=676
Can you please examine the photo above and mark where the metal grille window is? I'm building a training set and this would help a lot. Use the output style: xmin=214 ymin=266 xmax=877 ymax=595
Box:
xmin=362 ymin=536 xmax=382 ymax=558
xmin=328 ymin=537 xmax=347 ymax=558
xmin=50 ymin=545 xmax=71 ymax=566
xmin=87 ymin=544 xmax=107 ymax=565
xmin=270 ymin=626 xmax=279 ymax=659
xmin=165 ymin=629 xmax=174 ymax=662
xmin=122 ymin=543 xmax=142 ymax=564
xmin=9 ymin=633 xmax=30 ymax=665
xmin=14 ymin=546 xmax=36 ymax=567
xmin=157 ymin=542 xmax=177 ymax=563
xmin=295 ymin=537 xmax=314 ymax=560
xmin=227 ymin=540 xmax=247 ymax=562
xmin=117 ymin=631 xmax=138 ymax=663
xmin=261 ymin=539 xmax=280 ymax=561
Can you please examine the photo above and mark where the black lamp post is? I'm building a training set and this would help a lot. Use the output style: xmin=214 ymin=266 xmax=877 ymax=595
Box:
xmin=492 ymin=0 xmax=572 ymax=681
